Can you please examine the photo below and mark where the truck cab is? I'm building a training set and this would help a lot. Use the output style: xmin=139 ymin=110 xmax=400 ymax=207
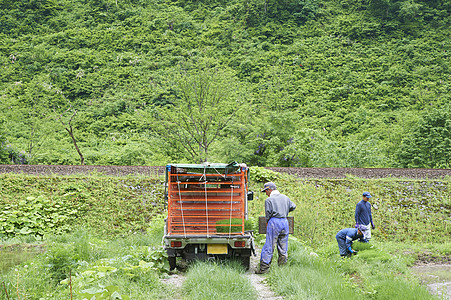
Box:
xmin=163 ymin=162 xmax=255 ymax=270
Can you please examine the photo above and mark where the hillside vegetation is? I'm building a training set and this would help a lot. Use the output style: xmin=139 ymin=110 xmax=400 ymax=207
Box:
xmin=0 ymin=0 xmax=450 ymax=167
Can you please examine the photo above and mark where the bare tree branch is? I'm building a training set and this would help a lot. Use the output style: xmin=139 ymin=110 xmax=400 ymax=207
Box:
xmin=154 ymin=65 xmax=245 ymax=162
xmin=56 ymin=105 xmax=85 ymax=165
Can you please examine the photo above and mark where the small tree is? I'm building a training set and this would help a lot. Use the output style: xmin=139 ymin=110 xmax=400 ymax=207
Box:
xmin=56 ymin=104 xmax=85 ymax=165
xmin=154 ymin=64 xmax=246 ymax=163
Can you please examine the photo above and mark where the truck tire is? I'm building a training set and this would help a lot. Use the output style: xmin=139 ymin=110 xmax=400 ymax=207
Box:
xmin=241 ymin=256 xmax=250 ymax=270
xmin=168 ymin=256 xmax=176 ymax=270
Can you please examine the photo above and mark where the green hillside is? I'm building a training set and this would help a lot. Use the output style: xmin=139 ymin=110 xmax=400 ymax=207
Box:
xmin=0 ymin=0 xmax=450 ymax=167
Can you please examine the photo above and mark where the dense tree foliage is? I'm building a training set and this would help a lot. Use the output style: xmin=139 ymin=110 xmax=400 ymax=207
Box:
xmin=396 ymin=104 xmax=451 ymax=168
xmin=0 ymin=0 xmax=449 ymax=167
xmin=0 ymin=119 xmax=8 ymax=163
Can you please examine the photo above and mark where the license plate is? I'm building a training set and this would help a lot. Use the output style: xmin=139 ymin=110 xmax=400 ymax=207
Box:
xmin=207 ymin=244 xmax=228 ymax=254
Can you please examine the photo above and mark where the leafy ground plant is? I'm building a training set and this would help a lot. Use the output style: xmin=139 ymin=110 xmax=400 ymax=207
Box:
xmin=0 ymin=195 xmax=82 ymax=238
xmin=0 ymin=228 xmax=172 ymax=299
xmin=0 ymin=173 xmax=166 ymax=237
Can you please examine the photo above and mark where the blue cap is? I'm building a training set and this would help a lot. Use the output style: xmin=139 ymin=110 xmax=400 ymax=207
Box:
xmin=261 ymin=182 xmax=277 ymax=192
xmin=363 ymin=192 xmax=372 ymax=198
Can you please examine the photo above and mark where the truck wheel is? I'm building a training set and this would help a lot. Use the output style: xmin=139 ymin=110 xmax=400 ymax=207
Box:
xmin=168 ymin=256 xmax=176 ymax=270
xmin=241 ymin=256 xmax=250 ymax=270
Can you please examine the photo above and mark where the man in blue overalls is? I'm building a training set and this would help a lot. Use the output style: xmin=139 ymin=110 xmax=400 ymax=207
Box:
xmin=336 ymin=226 xmax=365 ymax=257
xmin=256 ymin=182 xmax=296 ymax=274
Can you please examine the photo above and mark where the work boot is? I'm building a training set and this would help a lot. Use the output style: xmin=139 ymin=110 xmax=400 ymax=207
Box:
xmin=255 ymin=261 xmax=270 ymax=274
xmin=278 ymin=255 xmax=287 ymax=266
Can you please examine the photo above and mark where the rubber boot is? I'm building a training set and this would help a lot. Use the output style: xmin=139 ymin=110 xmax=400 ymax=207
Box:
xmin=278 ymin=254 xmax=287 ymax=266
xmin=255 ymin=261 xmax=270 ymax=274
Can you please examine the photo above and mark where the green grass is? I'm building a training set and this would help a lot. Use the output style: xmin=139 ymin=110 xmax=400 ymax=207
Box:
xmin=267 ymin=239 xmax=362 ymax=300
xmin=327 ymin=240 xmax=440 ymax=299
xmin=352 ymin=242 xmax=392 ymax=262
xmin=0 ymin=172 xmax=449 ymax=299
xmin=183 ymin=261 xmax=257 ymax=300
xmin=264 ymin=239 xmax=440 ymax=300
xmin=369 ymin=277 xmax=437 ymax=300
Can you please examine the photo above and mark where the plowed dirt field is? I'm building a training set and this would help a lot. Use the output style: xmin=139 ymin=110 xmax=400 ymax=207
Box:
xmin=0 ymin=165 xmax=450 ymax=179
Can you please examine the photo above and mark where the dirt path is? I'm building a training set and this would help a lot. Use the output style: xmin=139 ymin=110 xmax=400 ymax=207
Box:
xmin=247 ymin=248 xmax=283 ymax=299
xmin=247 ymin=273 xmax=282 ymax=299
xmin=160 ymin=274 xmax=186 ymax=300
xmin=160 ymin=271 xmax=280 ymax=300
xmin=160 ymin=249 xmax=282 ymax=300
